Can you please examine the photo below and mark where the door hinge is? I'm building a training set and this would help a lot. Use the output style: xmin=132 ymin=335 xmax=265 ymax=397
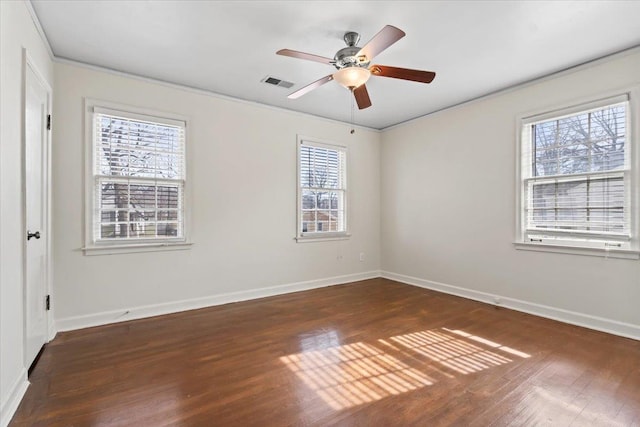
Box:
xmin=46 ymin=295 xmax=51 ymax=311
xmin=46 ymin=114 xmax=51 ymax=131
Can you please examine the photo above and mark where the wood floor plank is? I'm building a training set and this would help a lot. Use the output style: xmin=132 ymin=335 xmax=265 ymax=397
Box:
xmin=10 ymin=278 xmax=640 ymax=426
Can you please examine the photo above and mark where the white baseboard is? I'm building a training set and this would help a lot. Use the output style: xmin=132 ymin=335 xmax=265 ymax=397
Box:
xmin=56 ymin=270 xmax=381 ymax=332
xmin=55 ymin=268 xmax=640 ymax=339
xmin=0 ymin=369 xmax=29 ymax=427
xmin=381 ymin=271 xmax=640 ymax=341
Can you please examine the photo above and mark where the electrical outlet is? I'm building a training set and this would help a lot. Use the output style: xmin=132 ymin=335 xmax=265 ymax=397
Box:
xmin=359 ymin=252 xmax=365 ymax=262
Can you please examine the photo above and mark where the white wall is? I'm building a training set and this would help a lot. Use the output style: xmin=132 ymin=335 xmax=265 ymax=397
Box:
xmin=52 ymin=63 xmax=381 ymax=329
xmin=0 ymin=1 xmax=54 ymax=425
xmin=381 ymin=49 xmax=640 ymax=337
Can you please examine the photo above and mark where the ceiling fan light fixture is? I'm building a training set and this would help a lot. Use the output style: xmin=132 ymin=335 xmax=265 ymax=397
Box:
xmin=333 ymin=67 xmax=371 ymax=89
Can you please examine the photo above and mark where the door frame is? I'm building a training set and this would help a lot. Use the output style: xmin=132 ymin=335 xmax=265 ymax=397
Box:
xmin=21 ymin=48 xmax=54 ymax=368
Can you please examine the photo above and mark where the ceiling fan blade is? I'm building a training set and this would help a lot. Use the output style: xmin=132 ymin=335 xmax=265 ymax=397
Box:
xmin=370 ymin=65 xmax=436 ymax=83
xmin=276 ymin=49 xmax=334 ymax=65
xmin=288 ymin=74 xmax=334 ymax=99
xmin=357 ymin=25 xmax=405 ymax=61
xmin=353 ymin=84 xmax=372 ymax=110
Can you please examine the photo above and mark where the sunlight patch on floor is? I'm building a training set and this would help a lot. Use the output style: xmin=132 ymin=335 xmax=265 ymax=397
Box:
xmin=280 ymin=342 xmax=434 ymax=410
xmin=444 ymin=328 xmax=531 ymax=359
xmin=282 ymin=328 xmax=531 ymax=410
xmin=389 ymin=328 xmax=529 ymax=375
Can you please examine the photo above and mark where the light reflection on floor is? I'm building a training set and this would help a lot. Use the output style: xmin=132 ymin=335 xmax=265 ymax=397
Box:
xmin=281 ymin=328 xmax=531 ymax=410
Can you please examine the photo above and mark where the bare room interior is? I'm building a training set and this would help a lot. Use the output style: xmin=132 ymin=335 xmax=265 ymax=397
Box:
xmin=2 ymin=1 xmax=640 ymax=425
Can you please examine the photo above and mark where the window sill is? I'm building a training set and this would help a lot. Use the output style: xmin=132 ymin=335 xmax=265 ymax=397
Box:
xmin=295 ymin=233 xmax=351 ymax=243
xmin=82 ymin=241 xmax=193 ymax=256
xmin=513 ymin=242 xmax=639 ymax=260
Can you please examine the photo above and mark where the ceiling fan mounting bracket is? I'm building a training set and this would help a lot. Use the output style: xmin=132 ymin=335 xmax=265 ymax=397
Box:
xmin=343 ymin=31 xmax=360 ymax=47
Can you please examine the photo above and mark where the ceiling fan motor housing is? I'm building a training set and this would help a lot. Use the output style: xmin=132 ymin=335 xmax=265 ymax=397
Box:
xmin=334 ymin=32 xmax=370 ymax=70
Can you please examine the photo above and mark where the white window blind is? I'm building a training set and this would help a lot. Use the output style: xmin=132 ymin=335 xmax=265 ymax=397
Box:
xmin=521 ymin=97 xmax=630 ymax=247
xmin=92 ymin=108 xmax=186 ymax=243
xmin=299 ymin=141 xmax=347 ymax=236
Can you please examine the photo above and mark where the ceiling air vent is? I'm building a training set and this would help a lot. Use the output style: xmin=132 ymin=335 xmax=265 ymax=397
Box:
xmin=262 ymin=76 xmax=294 ymax=89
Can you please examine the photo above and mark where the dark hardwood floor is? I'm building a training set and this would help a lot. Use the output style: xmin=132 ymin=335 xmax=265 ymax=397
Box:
xmin=11 ymin=278 xmax=640 ymax=426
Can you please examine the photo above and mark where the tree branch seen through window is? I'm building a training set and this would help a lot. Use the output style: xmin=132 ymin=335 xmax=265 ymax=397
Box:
xmin=93 ymin=111 xmax=185 ymax=242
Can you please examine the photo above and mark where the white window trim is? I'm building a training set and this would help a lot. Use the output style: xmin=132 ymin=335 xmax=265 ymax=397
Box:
xmin=514 ymin=87 xmax=640 ymax=260
xmin=296 ymin=135 xmax=350 ymax=242
xmin=83 ymin=98 xmax=193 ymax=255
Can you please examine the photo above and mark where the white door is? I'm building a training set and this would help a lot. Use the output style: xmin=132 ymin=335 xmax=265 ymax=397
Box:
xmin=24 ymin=61 xmax=50 ymax=367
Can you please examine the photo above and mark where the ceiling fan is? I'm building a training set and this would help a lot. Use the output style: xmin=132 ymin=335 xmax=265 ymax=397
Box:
xmin=276 ymin=25 xmax=436 ymax=110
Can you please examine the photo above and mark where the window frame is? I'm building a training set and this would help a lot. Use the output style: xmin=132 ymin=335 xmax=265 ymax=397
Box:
xmin=83 ymin=99 xmax=192 ymax=255
xmin=296 ymin=135 xmax=350 ymax=242
xmin=515 ymin=88 xmax=640 ymax=259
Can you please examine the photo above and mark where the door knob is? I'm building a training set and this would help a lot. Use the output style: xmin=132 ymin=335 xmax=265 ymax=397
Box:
xmin=27 ymin=230 xmax=41 ymax=240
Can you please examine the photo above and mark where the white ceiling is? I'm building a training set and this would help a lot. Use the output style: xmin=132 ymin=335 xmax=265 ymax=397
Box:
xmin=31 ymin=1 xmax=640 ymax=129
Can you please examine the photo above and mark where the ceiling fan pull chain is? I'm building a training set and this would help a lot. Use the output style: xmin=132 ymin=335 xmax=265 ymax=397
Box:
xmin=350 ymin=90 xmax=355 ymax=134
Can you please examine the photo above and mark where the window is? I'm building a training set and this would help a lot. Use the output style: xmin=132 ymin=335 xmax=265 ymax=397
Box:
xmin=86 ymin=102 xmax=188 ymax=253
xmin=297 ymin=138 xmax=347 ymax=240
xmin=517 ymin=92 xmax=639 ymax=257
